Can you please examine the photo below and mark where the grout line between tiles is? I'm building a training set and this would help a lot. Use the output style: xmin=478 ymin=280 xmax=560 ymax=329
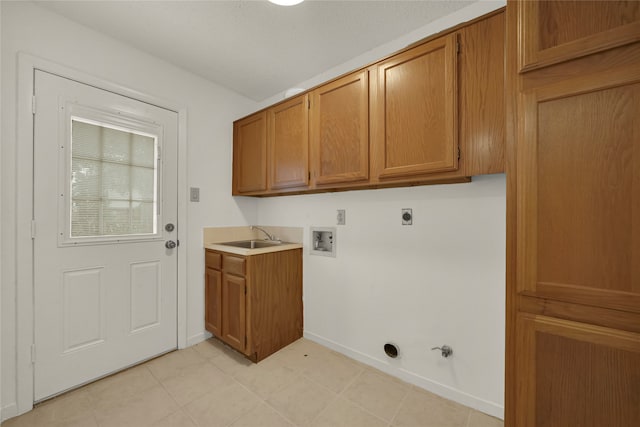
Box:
xmin=464 ymin=407 xmax=473 ymax=427
xmin=306 ymin=393 xmax=341 ymax=427
xmin=387 ymin=383 xmax=411 ymax=427
xmin=309 ymin=367 xmax=394 ymax=427
xmin=335 ymin=365 xmax=366 ymax=397
xmin=230 ymin=371 xmax=301 ymax=427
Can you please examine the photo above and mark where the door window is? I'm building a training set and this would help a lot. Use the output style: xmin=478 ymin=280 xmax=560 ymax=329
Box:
xmin=61 ymin=113 xmax=162 ymax=245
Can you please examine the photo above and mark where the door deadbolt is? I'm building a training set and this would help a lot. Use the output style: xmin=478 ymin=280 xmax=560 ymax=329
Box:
xmin=165 ymin=223 xmax=175 ymax=232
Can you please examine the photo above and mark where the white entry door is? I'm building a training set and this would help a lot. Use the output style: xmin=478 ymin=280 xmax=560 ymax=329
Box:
xmin=33 ymin=70 xmax=178 ymax=401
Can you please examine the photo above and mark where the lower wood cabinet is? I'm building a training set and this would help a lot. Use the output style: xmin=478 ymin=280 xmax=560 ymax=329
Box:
xmin=204 ymin=248 xmax=303 ymax=362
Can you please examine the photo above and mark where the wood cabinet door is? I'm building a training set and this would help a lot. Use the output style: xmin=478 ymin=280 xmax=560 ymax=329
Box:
xmin=310 ymin=70 xmax=369 ymax=185
xmin=517 ymin=70 xmax=640 ymax=314
xmin=233 ymin=112 xmax=267 ymax=194
xmin=458 ymin=11 xmax=505 ymax=176
xmin=515 ymin=314 xmax=640 ymax=427
xmin=221 ymin=273 xmax=246 ymax=353
xmin=268 ymin=94 xmax=309 ymax=190
xmin=517 ymin=0 xmax=640 ymax=72
xmin=204 ymin=268 xmax=222 ymax=337
xmin=371 ymin=33 xmax=458 ymax=180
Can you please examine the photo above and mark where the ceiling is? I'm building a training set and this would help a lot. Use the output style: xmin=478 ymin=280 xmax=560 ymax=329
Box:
xmin=33 ymin=0 xmax=474 ymax=101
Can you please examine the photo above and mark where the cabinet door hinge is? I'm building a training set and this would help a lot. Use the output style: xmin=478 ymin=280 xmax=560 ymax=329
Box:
xmin=244 ymin=285 xmax=247 ymax=295
xmin=456 ymin=40 xmax=460 ymax=54
xmin=308 ymin=99 xmax=311 ymax=109
xmin=32 ymin=96 xmax=37 ymax=115
xmin=31 ymin=344 xmax=36 ymax=364
xmin=244 ymin=336 xmax=247 ymax=347
xmin=31 ymin=220 xmax=36 ymax=239
xmin=458 ymin=146 xmax=461 ymax=160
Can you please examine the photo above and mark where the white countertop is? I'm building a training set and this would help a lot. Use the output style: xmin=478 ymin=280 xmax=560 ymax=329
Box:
xmin=204 ymin=242 xmax=303 ymax=256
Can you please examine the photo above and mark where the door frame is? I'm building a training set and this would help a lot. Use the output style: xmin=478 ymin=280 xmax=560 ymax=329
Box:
xmin=15 ymin=53 xmax=189 ymax=415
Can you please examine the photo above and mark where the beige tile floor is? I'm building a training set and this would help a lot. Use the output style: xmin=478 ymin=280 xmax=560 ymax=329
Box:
xmin=1 ymin=338 xmax=503 ymax=427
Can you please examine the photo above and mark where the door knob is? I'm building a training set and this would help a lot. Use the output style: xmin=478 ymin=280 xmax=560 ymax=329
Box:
xmin=165 ymin=240 xmax=177 ymax=249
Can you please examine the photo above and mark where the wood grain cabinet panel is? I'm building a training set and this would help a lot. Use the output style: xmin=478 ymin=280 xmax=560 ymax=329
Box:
xmin=310 ymin=70 xmax=369 ymax=185
xmin=247 ymin=250 xmax=303 ymax=359
xmin=372 ymin=33 xmax=458 ymax=180
xmin=458 ymin=12 xmax=505 ymax=176
xmin=515 ymin=314 xmax=640 ymax=427
xmin=268 ymin=94 xmax=309 ymax=190
xmin=223 ymin=254 xmax=246 ymax=277
xmin=204 ymin=268 xmax=222 ymax=337
xmin=517 ymin=73 xmax=640 ymax=313
xmin=221 ymin=273 xmax=246 ymax=353
xmin=518 ymin=0 xmax=640 ymax=72
xmin=233 ymin=112 xmax=267 ymax=194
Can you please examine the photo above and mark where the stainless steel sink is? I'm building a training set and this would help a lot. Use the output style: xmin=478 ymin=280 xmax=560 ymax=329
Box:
xmin=220 ymin=240 xmax=284 ymax=249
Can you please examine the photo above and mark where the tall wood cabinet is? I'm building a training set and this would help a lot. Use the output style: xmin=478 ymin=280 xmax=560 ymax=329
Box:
xmin=506 ymin=1 xmax=640 ymax=426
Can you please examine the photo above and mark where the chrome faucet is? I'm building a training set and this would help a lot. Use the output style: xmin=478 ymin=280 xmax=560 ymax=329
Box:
xmin=251 ymin=226 xmax=278 ymax=241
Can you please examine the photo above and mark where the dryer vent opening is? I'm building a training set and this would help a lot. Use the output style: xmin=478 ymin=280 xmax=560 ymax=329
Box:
xmin=384 ymin=343 xmax=399 ymax=358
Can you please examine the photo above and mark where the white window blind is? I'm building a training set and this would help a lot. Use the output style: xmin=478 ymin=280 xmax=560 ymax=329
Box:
xmin=70 ymin=119 xmax=157 ymax=238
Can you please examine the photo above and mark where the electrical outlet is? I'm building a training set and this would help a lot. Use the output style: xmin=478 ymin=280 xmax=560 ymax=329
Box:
xmin=402 ymin=208 xmax=412 ymax=225
xmin=190 ymin=187 xmax=200 ymax=202
xmin=337 ymin=209 xmax=346 ymax=225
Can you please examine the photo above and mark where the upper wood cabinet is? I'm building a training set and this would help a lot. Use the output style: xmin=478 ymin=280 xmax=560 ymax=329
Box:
xmin=458 ymin=11 xmax=505 ymax=176
xmin=268 ymin=94 xmax=309 ymax=190
xmin=517 ymin=0 xmax=640 ymax=72
xmin=310 ymin=70 xmax=369 ymax=185
xmin=233 ymin=112 xmax=267 ymax=194
xmin=371 ymin=33 xmax=458 ymax=180
xmin=232 ymin=10 xmax=506 ymax=196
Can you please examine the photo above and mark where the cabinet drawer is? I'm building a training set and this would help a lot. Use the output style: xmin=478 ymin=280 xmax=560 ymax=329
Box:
xmin=205 ymin=250 xmax=221 ymax=270
xmin=223 ymin=254 xmax=246 ymax=276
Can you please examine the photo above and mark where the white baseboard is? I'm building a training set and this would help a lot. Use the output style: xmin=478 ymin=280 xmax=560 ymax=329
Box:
xmin=1 ymin=402 xmax=18 ymax=423
xmin=186 ymin=331 xmax=211 ymax=348
xmin=304 ymin=331 xmax=504 ymax=420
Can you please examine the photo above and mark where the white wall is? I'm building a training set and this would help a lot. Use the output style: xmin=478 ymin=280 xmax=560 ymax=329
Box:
xmin=258 ymin=176 xmax=506 ymax=417
xmin=257 ymin=0 xmax=507 ymax=418
xmin=1 ymin=1 xmax=258 ymax=419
